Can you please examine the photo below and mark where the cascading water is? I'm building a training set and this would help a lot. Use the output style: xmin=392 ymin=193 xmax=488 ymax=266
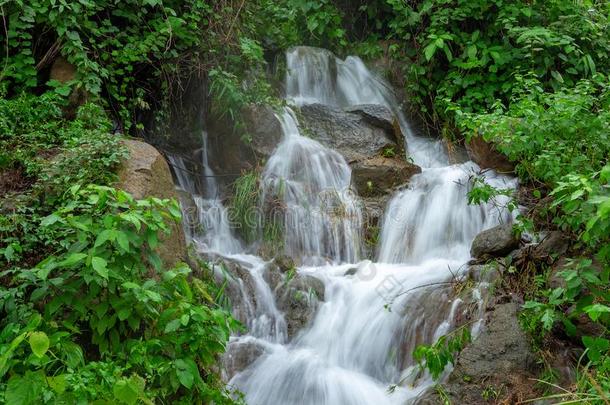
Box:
xmin=170 ymin=46 xmax=517 ymax=404
xmin=167 ymin=132 xmax=241 ymax=254
xmin=262 ymin=108 xmax=363 ymax=264
xmin=229 ymin=46 xmax=517 ymax=404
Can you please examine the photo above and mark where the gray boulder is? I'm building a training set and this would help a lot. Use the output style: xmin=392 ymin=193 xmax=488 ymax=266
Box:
xmin=418 ymin=300 xmax=539 ymax=404
xmin=345 ymin=104 xmax=395 ymax=132
xmin=222 ymin=339 xmax=267 ymax=380
xmin=470 ymin=223 xmax=520 ymax=259
xmin=299 ymin=103 xmax=396 ymax=162
xmin=276 ymin=274 xmax=325 ymax=339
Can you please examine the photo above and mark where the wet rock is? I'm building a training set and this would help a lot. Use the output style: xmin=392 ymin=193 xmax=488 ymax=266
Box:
xmin=274 ymin=255 xmax=297 ymax=273
xmin=298 ymin=103 xmax=396 ymax=162
xmin=465 ymin=135 xmax=514 ymax=173
xmin=263 ymin=263 xmax=284 ymax=293
xmin=222 ymin=338 xmax=267 ymax=380
xmin=470 ymin=223 xmax=520 ymax=259
xmin=242 ymin=104 xmax=284 ymax=158
xmin=424 ymin=300 xmax=539 ymax=404
xmin=345 ymin=104 xmax=395 ymax=132
xmin=209 ymin=103 xmax=283 ymax=175
xmin=212 ymin=259 xmax=259 ymax=326
xmin=117 ymin=140 xmax=186 ymax=267
xmin=351 ymin=156 xmax=420 ymax=197
xmin=276 ymin=274 xmax=325 ymax=339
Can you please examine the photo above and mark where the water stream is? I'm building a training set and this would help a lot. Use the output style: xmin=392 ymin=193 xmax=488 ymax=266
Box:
xmin=170 ymin=46 xmax=516 ymax=404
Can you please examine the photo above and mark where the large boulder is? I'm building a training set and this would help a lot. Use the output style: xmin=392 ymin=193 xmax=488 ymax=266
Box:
xmin=470 ymin=223 xmax=520 ymax=259
xmin=276 ymin=274 xmax=325 ymax=339
xmin=345 ymin=104 xmax=405 ymax=154
xmin=209 ymin=104 xmax=283 ymax=175
xmin=465 ymin=135 xmax=514 ymax=173
xmin=222 ymin=338 xmax=267 ymax=381
xmin=117 ymin=139 xmax=186 ymax=268
xmin=420 ymin=300 xmax=539 ymax=404
xmin=351 ymin=156 xmax=421 ymax=197
xmin=298 ymin=103 xmax=396 ymax=162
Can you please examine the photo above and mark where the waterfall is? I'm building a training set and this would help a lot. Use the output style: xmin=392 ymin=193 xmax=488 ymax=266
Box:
xmin=261 ymin=108 xmax=363 ymax=264
xmin=170 ymin=46 xmax=517 ymax=404
xmin=167 ymin=132 xmax=241 ymax=255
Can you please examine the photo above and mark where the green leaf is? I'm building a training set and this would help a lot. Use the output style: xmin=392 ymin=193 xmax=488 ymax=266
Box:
xmin=113 ymin=379 xmax=139 ymax=405
xmin=584 ymin=304 xmax=610 ymax=322
xmin=165 ymin=318 xmax=181 ymax=333
xmin=59 ymin=253 xmax=87 ymax=267
xmin=47 ymin=374 xmax=68 ymax=394
xmin=28 ymin=331 xmax=50 ymax=358
xmin=5 ymin=372 xmax=45 ymax=405
xmin=175 ymin=358 xmax=200 ymax=389
xmin=92 ymin=256 xmax=109 ymax=278
xmin=424 ymin=43 xmax=437 ymax=61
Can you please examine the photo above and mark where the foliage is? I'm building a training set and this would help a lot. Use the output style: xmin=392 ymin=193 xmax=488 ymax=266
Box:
xmin=372 ymin=0 xmax=610 ymax=126
xmin=0 ymin=94 xmax=237 ymax=403
xmin=230 ymin=171 xmax=261 ymax=244
xmin=1 ymin=186 xmax=237 ymax=403
xmin=413 ymin=326 xmax=471 ymax=380
xmin=1 ymin=0 xmax=214 ymax=127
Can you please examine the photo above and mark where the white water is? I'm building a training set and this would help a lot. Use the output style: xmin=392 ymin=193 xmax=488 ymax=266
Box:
xmin=170 ymin=46 xmax=517 ymax=404
xmin=167 ymin=133 xmax=241 ymax=254
xmin=262 ymin=108 xmax=363 ymax=264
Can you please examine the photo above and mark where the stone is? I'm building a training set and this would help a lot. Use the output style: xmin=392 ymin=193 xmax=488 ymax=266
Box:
xmin=276 ymin=274 xmax=325 ymax=339
xmin=116 ymin=139 xmax=186 ymax=268
xmin=50 ymin=56 xmax=76 ymax=83
xmin=351 ymin=156 xmax=420 ymax=197
xmin=345 ymin=104 xmax=395 ymax=132
xmin=470 ymin=223 xmax=520 ymax=259
xmin=533 ymin=231 xmax=569 ymax=262
xmin=298 ymin=103 xmax=396 ymax=162
xmin=50 ymin=56 xmax=88 ymax=116
xmin=468 ymin=264 xmax=502 ymax=284
xmin=422 ymin=300 xmax=540 ymax=404
xmin=222 ymin=338 xmax=267 ymax=380
xmin=209 ymin=103 xmax=283 ymax=175
xmin=465 ymin=135 xmax=514 ymax=173
xmin=242 ymin=104 xmax=284 ymax=158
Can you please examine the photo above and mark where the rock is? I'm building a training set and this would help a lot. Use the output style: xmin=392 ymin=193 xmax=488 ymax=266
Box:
xmin=470 ymin=223 xmax=520 ymax=259
xmin=276 ymin=274 xmax=325 ymax=339
xmin=468 ymin=264 xmax=502 ymax=284
xmin=430 ymin=300 xmax=539 ymax=404
xmin=351 ymin=156 xmax=420 ymax=197
xmin=274 ymin=255 xmax=297 ymax=273
xmin=50 ymin=56 xmax=88 ymax=117
xmin=209 ymin=104 xmax=283 ymax=175
xmin=50 ymin=56 xmax=77 ymax=83
xmin=533 ymin=231 xmax=569 ymax=262
xmin=263 ymin=263 xmax=284 ymax=293
xmin=242 ymin=104 xmax=284 ymax=158
xmin=345 ymin=104 xmax=395 ymax=132
xmin=298 ymin=103 xmax=396 ymax=162
xmin=222 ymin=338 xmax=267 ymax=380
xmin=117 ymin=139 xmax=186 ymax=268
xmin=465 ymin=135 xmax=514 ymax=173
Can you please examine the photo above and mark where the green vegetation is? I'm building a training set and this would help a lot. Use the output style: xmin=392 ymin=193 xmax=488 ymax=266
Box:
xmin=413 ymin=326 xmax=471 ymax=379
xmin=0 ymin=96 xmax=237 ymax=403
xmin=2 ymin=0 xmax=610 ymax=402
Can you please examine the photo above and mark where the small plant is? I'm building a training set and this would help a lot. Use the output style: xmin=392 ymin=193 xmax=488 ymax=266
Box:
xmin=382 ymin=146 xmax=396 ymax=158
xmin=413 ymin=326 xmax=472 ymax=379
